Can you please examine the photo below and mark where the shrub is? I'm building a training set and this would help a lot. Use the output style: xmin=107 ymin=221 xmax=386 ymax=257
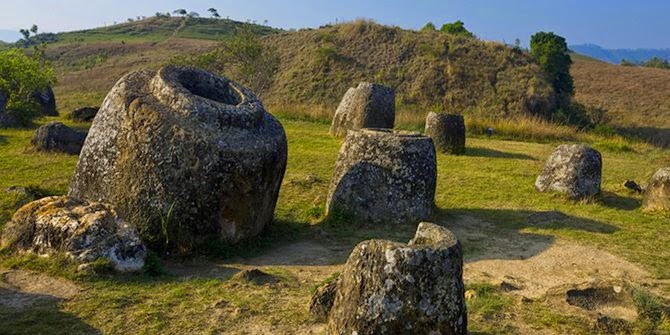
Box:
xmin=440 ymin=20 xmax=475 ymax=38
xmin=0 ymin=48 xmax=56 ymax=125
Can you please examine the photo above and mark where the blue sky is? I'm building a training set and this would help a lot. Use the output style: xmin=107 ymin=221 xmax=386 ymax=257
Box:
xmin=1 ymin=0 xmax=669 ymax=48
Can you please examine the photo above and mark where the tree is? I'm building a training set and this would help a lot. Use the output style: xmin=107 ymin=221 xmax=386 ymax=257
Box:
xmin=187 ymin=11 xmax=200 ymax=18
xmin=421 ymin=22 xmax=436 ymax=32
xmin=0 ymin=48 xmax=56 ymax=125
xmin=530 ymin=32 xmax=574 ymax=102
xmin=643 ymin=57 xmax=670 ymax=69
xmin=173 ymin=9 xmax=187 ymax=16
xmin=30 ymin=25 xmax=38 ymax=35
xmin=170 ymin=27 xmax=279 ymax=95
xmin=440 ymin=20 xmax=474 ymax=38
xmin=208 ymin=8 xmax=220 ymax=18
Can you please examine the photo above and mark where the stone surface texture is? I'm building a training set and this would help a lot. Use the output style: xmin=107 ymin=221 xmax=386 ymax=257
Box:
xmin=315 ymin=222 xmax=466 ymax=335
xmin=68 ymin=66 xmax=287 ymax=252
xmin=535 ymin=144 xmax=602 ymax=199
xmin=32 ymin=86 xmax=57 ymax=116
xmin=31 ymin=122 xmax=86 ymax=154
xmin=643 ymin=167 xmax=670 ymax=212
xmin=424 ymin=112 xmax=466 ymax=154
xmin=1 ymin=196 xmax=146 ymax=272
xmin=330 ymin=82 xmax=395 ymax=137
xmin=326 ymin=129 xmax=436 ymax=225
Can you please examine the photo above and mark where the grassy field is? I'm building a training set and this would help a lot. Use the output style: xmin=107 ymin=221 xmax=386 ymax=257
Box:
xmin=1 ymin=109 xmax=670 ymax=334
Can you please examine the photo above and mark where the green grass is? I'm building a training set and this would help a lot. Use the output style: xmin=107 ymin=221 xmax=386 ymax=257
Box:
xmin=1 ymin=114 xmax=670 ymax=333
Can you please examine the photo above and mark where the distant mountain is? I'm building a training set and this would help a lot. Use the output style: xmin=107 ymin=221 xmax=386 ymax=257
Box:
xmin=0 ymin=29 xmax=20 ymax=43
xmin=570 ymin=44 xmax=670 ymax=64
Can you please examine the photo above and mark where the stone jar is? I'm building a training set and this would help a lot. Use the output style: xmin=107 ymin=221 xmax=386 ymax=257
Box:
xmin=330 ymin=82 xmax=395 ymax=137
xmin=1 ymin=196 xmax=146 ymax=272
xmin=313 ymin=222 xmax=467 ymax=335
xmin=535 ymin=144 xmax=602 ymax=200
xmin=424 ymin=112 xmax=466 ymax=154
xmin=69 ymin=66 xmax=287 ymax=252
xmin=31 ymin=121 xmax=86 ymax=154
xmin=642 ymin=167 xmax=670 ymax=212
xmin=326 ymin=128 xmax=436 ymax=225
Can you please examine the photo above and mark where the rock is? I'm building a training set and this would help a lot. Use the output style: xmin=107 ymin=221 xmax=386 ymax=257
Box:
xmin=69 ymin=107 xmax=99 ymax=122
xmin=232 ymin=269 xmax=279 ymax=285
xmin=326 ymin=129 xmax=436 ymax=225
xmin=623 ymin=180 xmax=643 ymax=194
xmin=319 ymin=222 xmax=466 ymax=335
xmin=642 ymin=167 xmax=670 ymax=212
xmin=0 ymin=196 xmax=146 ymax=272
xmin=330 ymin=82 xmax=395 ymax=137
xmin=31 ymin=122 xmax=86 ymax=154
xmin=310 ymin=279 xmax=338 ymax=321
xmin=68 ymin=66 xmax=287 ymax=252
xmin=424 ymin=112 xmax=466 ymax=154
xmin=32 ymin=86 xmax=57 ymax=116
xmin=535 ymin=144 xmax=602 ymax=200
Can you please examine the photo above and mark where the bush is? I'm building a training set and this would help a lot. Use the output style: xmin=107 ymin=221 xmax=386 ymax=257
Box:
xmin=440 ymin=20 xmax=475 ymax=38
xmin=0 ymin=48 xmax=56 ymax=125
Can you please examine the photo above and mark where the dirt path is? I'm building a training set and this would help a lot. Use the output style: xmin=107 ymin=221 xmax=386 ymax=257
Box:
xmin=0 ymin=269 xmax=80 ymax=310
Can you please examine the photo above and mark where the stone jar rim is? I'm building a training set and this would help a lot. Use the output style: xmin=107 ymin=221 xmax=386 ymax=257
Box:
xmin=356 ymin=128 xmax=424 ymax=138
xmin=150 ymin=66 xmax=264 ymax=128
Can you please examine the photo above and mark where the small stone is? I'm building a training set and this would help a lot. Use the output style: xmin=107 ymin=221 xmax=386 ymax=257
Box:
xmin=642 ymin=167 xmax=670 ymax=212
xmin=1 ymin=196 xmax=146 ymax=272
xmin=424 ymin=112 xmax=466 ymax=154
xmin=326 ymin=129 xmax=436 ymax=225
xmin=233 ymin=268 xmax=278 ymax=285
xmin=623 ymin=180 xmax=643 ymax=193
xmin=31 ymin=122 xmax=86 ymax=154
xmin=69 ymin=106 xmax=99 ymax=122
xmin=330 ymin=82 xmax=395 ymax=137
xmin=535 ymin=144 xmax=602 ymax=200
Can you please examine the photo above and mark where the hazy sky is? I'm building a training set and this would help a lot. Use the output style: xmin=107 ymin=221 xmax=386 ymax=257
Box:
xmin=1 ymin=0 xmax=669 ymax=48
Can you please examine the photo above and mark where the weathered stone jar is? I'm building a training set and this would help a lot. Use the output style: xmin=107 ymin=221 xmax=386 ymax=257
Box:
xmin=326 ymin=128 xmax=436 ymax=225
xmin=312 ymin=222 xmax=467 ymax=335
xmin=1 ymin=196 xmax=146 ymax=272
xmin=643 ymin=167 xmax=670 ymax=212
xmin=330 ymin=82 xmax=395 ymax=137
xmin=425 ymin=112 xmax=466 ymax=154
xmin=535 ymin=144 xmax=602 ymax=200
xmin=69 ymin=66 xmax=287 ymax=252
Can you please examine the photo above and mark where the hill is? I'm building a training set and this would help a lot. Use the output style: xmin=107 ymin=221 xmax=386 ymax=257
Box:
xmin=571 ymin=55 xmax=670 ymax=146
xmin=264 ymin=21 xmax=555 ymax=119
xmin=570 ymin=43 xmax=670 ymax=64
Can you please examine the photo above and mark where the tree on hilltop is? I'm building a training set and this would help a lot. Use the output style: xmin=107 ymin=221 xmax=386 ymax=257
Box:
xmin=421 ymin=22 xmax=436 ymax=32
xmin=440 ymin=20 xmax=474 ymax=38
xmin=173 ymin=9 xmax=187 ymax=16
xmin=187 ymin=12 xmax=200 ymax=18
xmin=530 ymin=32 xmax=574 ymax=102
xmin=208 ymin=8 xmax=220 ymax=18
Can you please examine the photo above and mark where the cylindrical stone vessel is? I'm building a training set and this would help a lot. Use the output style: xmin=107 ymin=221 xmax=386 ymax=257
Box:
xmin=330 ymin=82 xmax=395 ymax=137
xmin=326 ymin=128 xmax=436 ymax=225
xmin=69 ymin=66 xmax=287 ymax=252
xmin=643 ymin=167 xmax=670 ymax=212
xmin=425 ymin=112 xmax=466 ymax=154
xmin=326 ymin=222 xmax=467 ymax=334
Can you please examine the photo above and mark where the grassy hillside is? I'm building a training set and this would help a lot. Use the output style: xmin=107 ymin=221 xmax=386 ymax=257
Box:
xmin=571 ymin=55 xmax=670 ymax=146
xmin=265 ymin=21 xmax=556 ymax=119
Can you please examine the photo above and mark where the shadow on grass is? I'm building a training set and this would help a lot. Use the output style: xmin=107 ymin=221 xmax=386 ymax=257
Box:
xmin=617 ymin=126 xmax=670 ymax=148
xmin=0 ymin=288 xmax=100 ymax=335
xmin=0 ymin=136 xmax=6 ymax=145
xmin=465 ymin=146 xmax=536 ymax=160
xmin=599 ymin=191 xmax=642 ymax=211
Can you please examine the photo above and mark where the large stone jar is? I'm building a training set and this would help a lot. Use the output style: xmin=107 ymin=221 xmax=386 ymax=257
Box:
xmin=326 ymin=129 xmax=436 ymax=225
xmin=330 ymin=82 xmax=395 ymax=137
xmin=69 ymin=66 xmax=287 ymax=252
xmin=425 ymin=112 xmax=466 ymax=154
